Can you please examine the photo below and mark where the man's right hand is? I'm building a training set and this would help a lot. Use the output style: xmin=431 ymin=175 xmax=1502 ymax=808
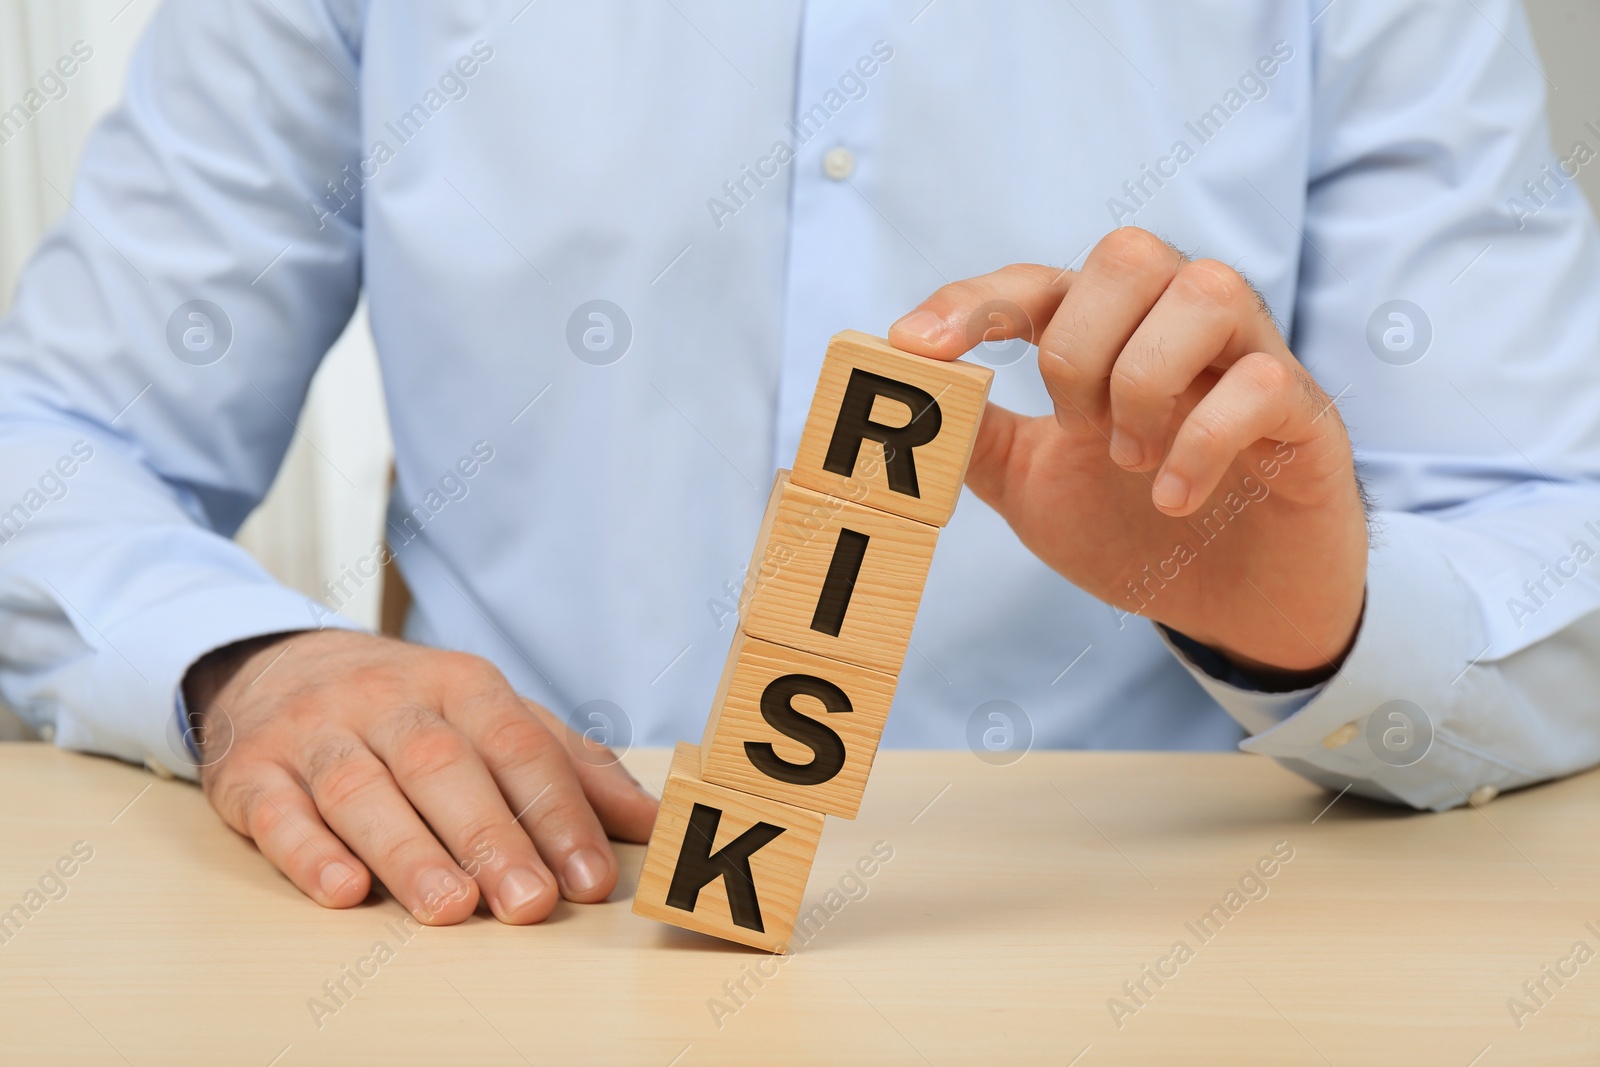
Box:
xmin=182 ymin=629 xmax=658 ymax=925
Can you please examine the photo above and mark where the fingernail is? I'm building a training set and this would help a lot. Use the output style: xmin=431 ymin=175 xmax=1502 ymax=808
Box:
xmin=563 ymin=849 xmax=608 ymax=896
xmin=497 ymin=868 xmax=551 ymax=918
xmin=1109 ymin=428 xmax=1143 ymax=468
xmin=413 ymin=866 xmax=468 ymax=921
xmin=892 ymin=309 xmax=942 ymax=344
xmin=320 ymin=862 xmax=356 ymax=901
xmin=1153 ymin=471 xmax=1189 ymax=510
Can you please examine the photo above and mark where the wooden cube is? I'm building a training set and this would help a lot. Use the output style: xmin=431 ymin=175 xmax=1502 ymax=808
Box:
xmin=700 ymin=632 xmax=897 ymax=819
xmin=633 ymin=743 xmax=824 ymax=953
xmin=791 ymin=330 xmax=993 ymax=528
xmin=740 ymin=471 xmax=938 ymax=676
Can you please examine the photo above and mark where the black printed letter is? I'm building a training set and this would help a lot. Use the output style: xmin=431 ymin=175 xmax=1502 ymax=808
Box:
xmin=666 ymin=803 xmax=787 ymax=932
xmin=823 ymin=368 xmax=941 ymax=497
xmin=810 ymin=528 xmax=869 ymax=636
xmin=746 ymin=674 xmax=851 ymax=786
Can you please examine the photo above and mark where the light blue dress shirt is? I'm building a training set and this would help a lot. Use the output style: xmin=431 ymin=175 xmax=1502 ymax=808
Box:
xmin=2 ymin=0 xmax=1599 ymax=812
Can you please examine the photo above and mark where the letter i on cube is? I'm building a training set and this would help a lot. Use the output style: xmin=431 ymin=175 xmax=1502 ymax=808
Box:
xmin=633 ymin=331 xmax=992 ymax=950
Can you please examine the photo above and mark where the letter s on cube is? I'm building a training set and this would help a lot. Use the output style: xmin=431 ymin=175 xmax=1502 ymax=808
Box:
xmin=700 ymin=631 xmax=898 ymax=819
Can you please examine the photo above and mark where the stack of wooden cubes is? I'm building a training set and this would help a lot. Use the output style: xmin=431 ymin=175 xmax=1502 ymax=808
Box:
xmin=632 ymin=330 xmax=993 ymax=950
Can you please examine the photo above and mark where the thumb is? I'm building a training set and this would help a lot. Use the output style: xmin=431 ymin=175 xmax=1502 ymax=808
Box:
xmin=886 ymin=263 xmax=1071 ymax=359
xmin=962 ymin=400 xmax=1030 ymax=519
xmin=884 ymin=264 xmax=1070 ymax=519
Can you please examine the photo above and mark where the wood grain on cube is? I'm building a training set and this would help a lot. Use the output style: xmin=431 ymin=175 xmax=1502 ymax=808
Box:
xmin=739 ymin=471 xmax=937 ymax=676
xmin=791 ymin=330 xmax=993 ymax=527
xmin=632 ymin=743 xmax=824 ymax=953
xmin=700 ymin=631 xmax=898 ymax=819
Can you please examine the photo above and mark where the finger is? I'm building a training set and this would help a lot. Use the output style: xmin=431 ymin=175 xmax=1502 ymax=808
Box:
xmin=523 ymin=700 xmax=658 ymax=844
xmin=1109 ymin=258 xmax=1287 ymax=472
xmin=885 ymin=264 xmax=1063 ymax=516
xmin=1035 ymin=227 xmax=1186 ymax=435
xmin=959 ymin=400 xmax=1032 ymax=516
xmin=1152 ymin=350 xmax=1320 ymax=515
xmin=365 ymin=706 xmax=561 ymax=924
xmin=302 ymin=737 xmax=482 ymax=925
xmin=211 ymin=762 xmax=370 ymax=909
xmin=433 ymin=667 xmax=619 ymax=904
xmin=888 ymin=262 xmax=1071 ymax=359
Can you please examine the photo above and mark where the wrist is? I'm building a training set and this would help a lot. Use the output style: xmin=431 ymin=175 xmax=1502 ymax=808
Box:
xmin=183 ymin=631 xmax=305 ymax=722
xmin=1159 ymin=625 xmax=1335 ymax=692
xmin=1163 ymin=591 xmax=1366 ymax=693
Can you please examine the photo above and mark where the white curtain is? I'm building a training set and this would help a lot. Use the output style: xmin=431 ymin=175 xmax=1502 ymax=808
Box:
xmin=233 ymin=305 xmax=393 ymax=630
xmin=0 ymin=1 xmax=394 ymax=738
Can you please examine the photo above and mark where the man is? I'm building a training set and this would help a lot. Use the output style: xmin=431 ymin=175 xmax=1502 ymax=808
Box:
xmin=3 ymin=0 xmax=1598 ymax=927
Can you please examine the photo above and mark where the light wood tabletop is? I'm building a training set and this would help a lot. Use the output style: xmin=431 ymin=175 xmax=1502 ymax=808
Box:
xmin=0 ymin=741 xmax=1595 ymax=1065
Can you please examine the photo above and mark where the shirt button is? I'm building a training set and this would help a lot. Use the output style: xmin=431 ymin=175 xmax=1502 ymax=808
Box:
xmin=1321 ymin=722 xmax=1360 ymax=750
xmin=822 ymin=146 xmax=855 ymax=181
xmin=1468 ymin=784 xmax=1499 ymax=806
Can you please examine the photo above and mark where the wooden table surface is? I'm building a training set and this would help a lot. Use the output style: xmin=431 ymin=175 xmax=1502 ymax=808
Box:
xmin=0 ymin=742 xmax=1595 ymax=1065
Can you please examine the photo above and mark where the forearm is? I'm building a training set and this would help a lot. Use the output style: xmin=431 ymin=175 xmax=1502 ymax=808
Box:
xmin=0 ymin=420 xmax=361 ymax=778
xmin=0 ymin=0 xmax=368 ymax=775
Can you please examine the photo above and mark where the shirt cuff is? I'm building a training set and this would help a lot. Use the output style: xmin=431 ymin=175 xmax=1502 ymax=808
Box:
xmin=1157 ymin=625 xmax=1327 ymax=734
xmin=1159 ymin=512 xmax=1500 ymax=811
xmin=50 ymin=583 xmax=363 ymax=782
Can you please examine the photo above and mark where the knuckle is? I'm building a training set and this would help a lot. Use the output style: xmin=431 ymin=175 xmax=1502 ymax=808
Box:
xmin=1095 ymin=226 xmax=1174 ymax=276
xmin=303 ymin=734 xmax=360 ymax=788
xmin=317 ymin=763 xmax=378 ymax=811
xmin=454 ymin=818 xmax=509 ymax=864
xmin=312 ymin=755 xmax=378 ymax=810
xmin=213 ymin=773 xmax=263 ymax=831
xmin=1037 ymin=306 xmax=1094 ymax=381
xmin=1036 ymin=336 xmax=1080 ymax=379
xmin=386 ymin=701 xmax=442 ymax=740
xmin=438 ymin=650 xmax=495 ymax=679
xmin=529 ymin=792 xmax=599 ymax=851
xmin=1109 ymin=357 xmax=1162 ymax=403
xmin=1183 ymin=414 xmax=1229 ymax=455
xmin=391 ymin=719 xmax=468 ymax=781
xmin=437 ymin=652 xmax=512 ymax=707
xmin=984 ymin=262 xmax=1056 ymax=301
xmin=458 ymin=836 xmax=501 ymax=876
xmin=479 ymin=713 xmax=550 ymax=763
xmin=1177 ymin=259 xmax=1245 ymax=306
xmin=995 ymin=261 xmax=1051 ymax=281
xmin=924 ymin=263 xmax=1057 ymax=324
xmin=351 ymin=810 xmax=387 ymax=851
xmin=922 ymin=278 xmax=989 ymax=321
xmin=244 ymin=790 xmax=287 ymax=839
xmin=376 ymin=833 xmax=428 ymax=876
xmin=282 ymin=829 xmax=330 ymax=876
xmin=1242 ymin=351 xmax=1295 ymax=393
